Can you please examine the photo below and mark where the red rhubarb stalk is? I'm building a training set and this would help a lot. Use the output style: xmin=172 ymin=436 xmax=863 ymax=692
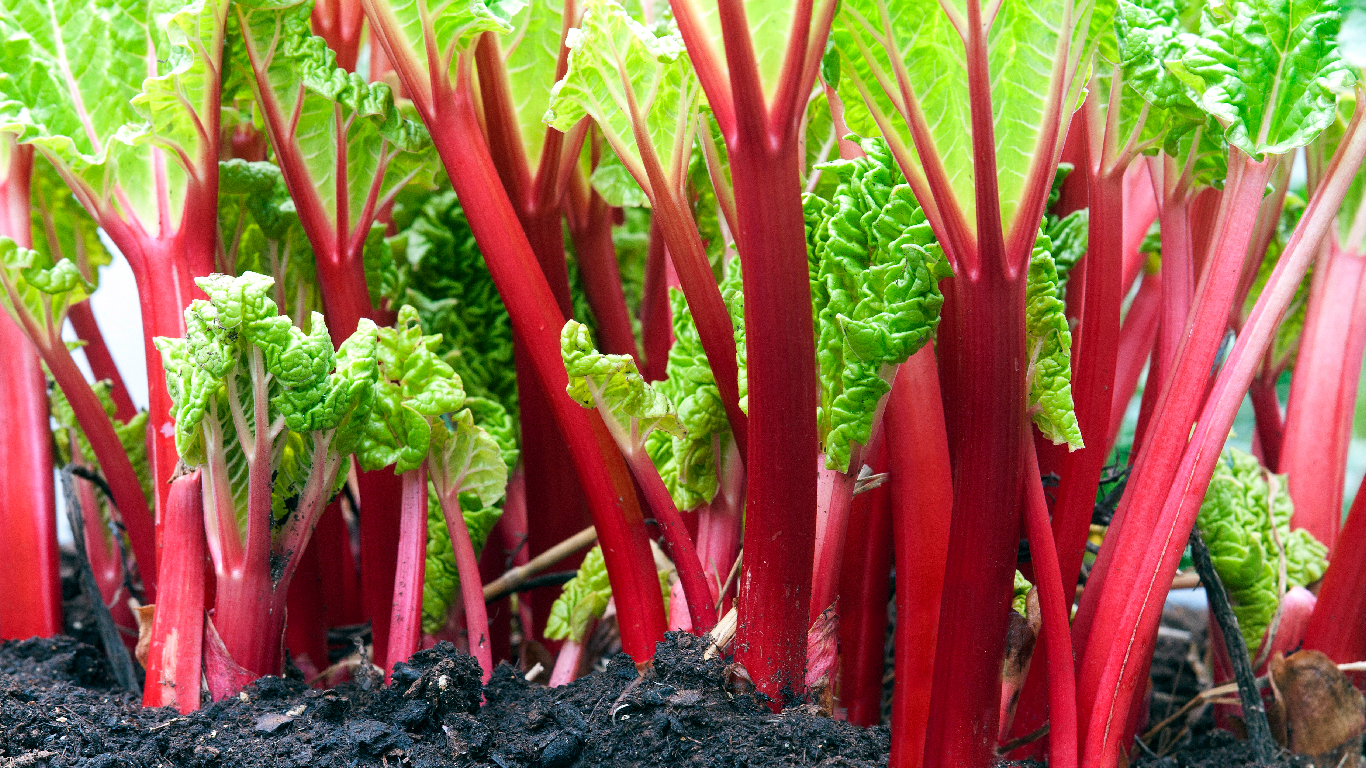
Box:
xmin=1280 ymin=239 xmax=1366 ymax=548
xmin=0 ymin=140 xmax=59 ymax=640
xmin=385 ymin=465 xmax=429 ymax=678
xmin=142 ymin=472 xmax=206 ymax=713
xmin=834 ymin=442 xmax=892 ymax=727
xmin=437 ymin=479 xmax=495 ymax=681
xmin=1023 ymin=441 xmax=1078 ymax=768
xmin=1305 ymin=472 xmax=1366 ymax=672
xmin=1107 ymin=269 xmax=1161 ymax=452
xmin=68 ymin=303 xmax=137 ymax=422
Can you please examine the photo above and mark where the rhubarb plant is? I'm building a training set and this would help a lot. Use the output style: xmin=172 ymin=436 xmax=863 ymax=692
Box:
xmin=156 ymin=271 xmax=377 ymax=682
xmin=0 ymin=0 xmax=229 ymax=517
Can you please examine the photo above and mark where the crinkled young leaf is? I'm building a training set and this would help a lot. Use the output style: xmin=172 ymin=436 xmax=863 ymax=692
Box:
xmin=544 ymin=0 xmax=699 ymax=200
xmin=386 ymin=191 xmax=518 ymax=420
xmin=358 ymin=305 xmax=466 ymax=474
xmin=0 ymin=0 xmax=226 ymax=228
xmin=1197 ymin=447 xmax=1328 ymax=651
xmin=804 ymin=138 xmax=950 ymax=472
xmin=832 ymin=0 xmax=1094 ymax=233
xmin=156 ymin=272 xmax=379 ymax=541
xmin=430 ymin=409 xmax=510 ymax=511
xmin=421 ymin=395 xmax=517 ymax=633
xmin=1047 ymin=210 xmax=1090 ymax=297
xmin=0 ymin=237 xmax=94 ymax=334
xmin=1167 ymin=0 xmax=1355 ymax=158
xmin=1012 ymin=570 xmax=1034 ymax=616
xmin=648 ymin=288 xmax=729 ymax=509
xmin=1026 ymin=233 xmax=1084 ymax=450
xmin=562 ymin=319 xmax=683 ymax=441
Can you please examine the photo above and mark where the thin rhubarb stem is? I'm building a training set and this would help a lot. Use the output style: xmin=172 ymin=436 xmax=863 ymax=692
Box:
xmin=1107 ymin=269 xmax=1161 ymax=452
xmin=41 ymin=340 xmax=158 ymax=603
xmin=566 ymin=178 xmax=641 ymax=363
xmin=68 ymin=302 xmax=136 ymax=421
xmin=440 ymin=482 xmax=494 ymax=682
xmin=617 ymin=441 xmax=717 ymax=632
xmin=1304 ymin=471 xmax=1366 ymax=668
xmin=548 ymin=633 xmax=591 ymax=687
xmin=835 ymin=442 xmax=892 ymax=727
xmin=639 ymin=219 xmax=672 ymax=382
xmin=1023 ymin=442 xmax=1078 ymax=768
xmin=1248 ymin=375 xmax=1285 ymax=471
xmin=385 ymin=464 xmax=429 ymax=678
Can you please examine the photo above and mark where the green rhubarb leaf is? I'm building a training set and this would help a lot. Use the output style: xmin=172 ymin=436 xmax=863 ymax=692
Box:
xmin=0 ymin=0 xmax=226 ymax=230
xmin=430 ymin=408 xmax=510 ymax=510
xmin=1197 ymin=447 xmax=1328 ymax=651
xmin=1013 ymin=570 xmax=1034 ymax=616
xmin=805 ymin=138 xmax=950 ymax=472
xmin=1026 ymin=231 xmax=1084 ymax=450
xmin=544 ymin=0 xmax=700 ymax=201
xmin=545 ymin=545 xmax=613 ymax=643
xmin=0 ymin=236 xmax=94 ymax=332
xmin=648 ymin=287 xmax=729 ymax=509
xmin=562 ymin=318 xmax=683 ymax=441
xmin=234 ymin=0 xmax=436 ymax=250
xmin=217 ymin=159 xmax=319 ymax=319
xmin=502 ymin=0 xmax=568 ymax=176
xmin=684 ymin=0 xmax=813 ymax=104
xmin=832 ymin=0 xmax=1094 ymax=233
xmin=1167 ymin=0 xmax=1355 ymax=158
xmin=365 ymin=0 xmax=522 ymax=87
xmin=28 ymin=156 xmax=109 ymax=283
xmin=590 ymin=146 xmax=651 ymax=208
xmin=157 ymin=272 xmax=379 ymax=540
xmin=421 ymin=394 xmax=516 ymax=634
xmin=1047 ymin=210 xmax=1090 ymax=295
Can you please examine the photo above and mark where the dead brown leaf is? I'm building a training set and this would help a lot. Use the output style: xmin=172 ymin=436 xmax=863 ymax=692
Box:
xmin=133 ymin=604 xmax=156 ymax=670
xmin=1270 ymin=650 xmax=1365 ymax=766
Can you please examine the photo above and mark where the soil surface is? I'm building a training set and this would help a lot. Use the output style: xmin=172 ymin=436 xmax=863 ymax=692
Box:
xmin=0 ymin=632 xmax=889 ymax=767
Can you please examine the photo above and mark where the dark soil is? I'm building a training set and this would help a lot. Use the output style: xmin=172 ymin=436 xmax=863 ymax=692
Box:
xmin=0 ymin=632 xmax=889 ymax=767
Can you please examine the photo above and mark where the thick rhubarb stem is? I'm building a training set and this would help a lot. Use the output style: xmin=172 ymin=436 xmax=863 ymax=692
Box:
xmin=359 ymin=469 xmax=405 ymax=663
xmin=810 ymin=467 xmax=858 ymax=622
xmin=143 ymin=472 xmax=206 ymax=713
xmin=886 ymin=349 xmax=953 ymax=768
xmin=419 ymin=58 xmax=666 ymax=659
xmin=385 ymin=465 xmax=429 ymax=678
xmin=835 ymin=443 xmax=892 ymax=727
xmin=1050 ymin=162 xmax=1126 ymax=610
xmin=1281 ymin=241 xmax=1366 ymax=548
xmin=1023 ymin=443 xmax=1078 ymax=768
xmin=439 ymin=482 xmax=494 ymax=682
xmin=0 ymin=141 xmax=59 ymax=640
xmin=730 ymin=134 xmax=820 ymax=703
xmin=68 ymin=302 xmax=136 ymax=422
xmin=311 ymin=0 xmax=364 ymax=71
xmin=1074 ymin=152 xmax=1275 ymax=669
